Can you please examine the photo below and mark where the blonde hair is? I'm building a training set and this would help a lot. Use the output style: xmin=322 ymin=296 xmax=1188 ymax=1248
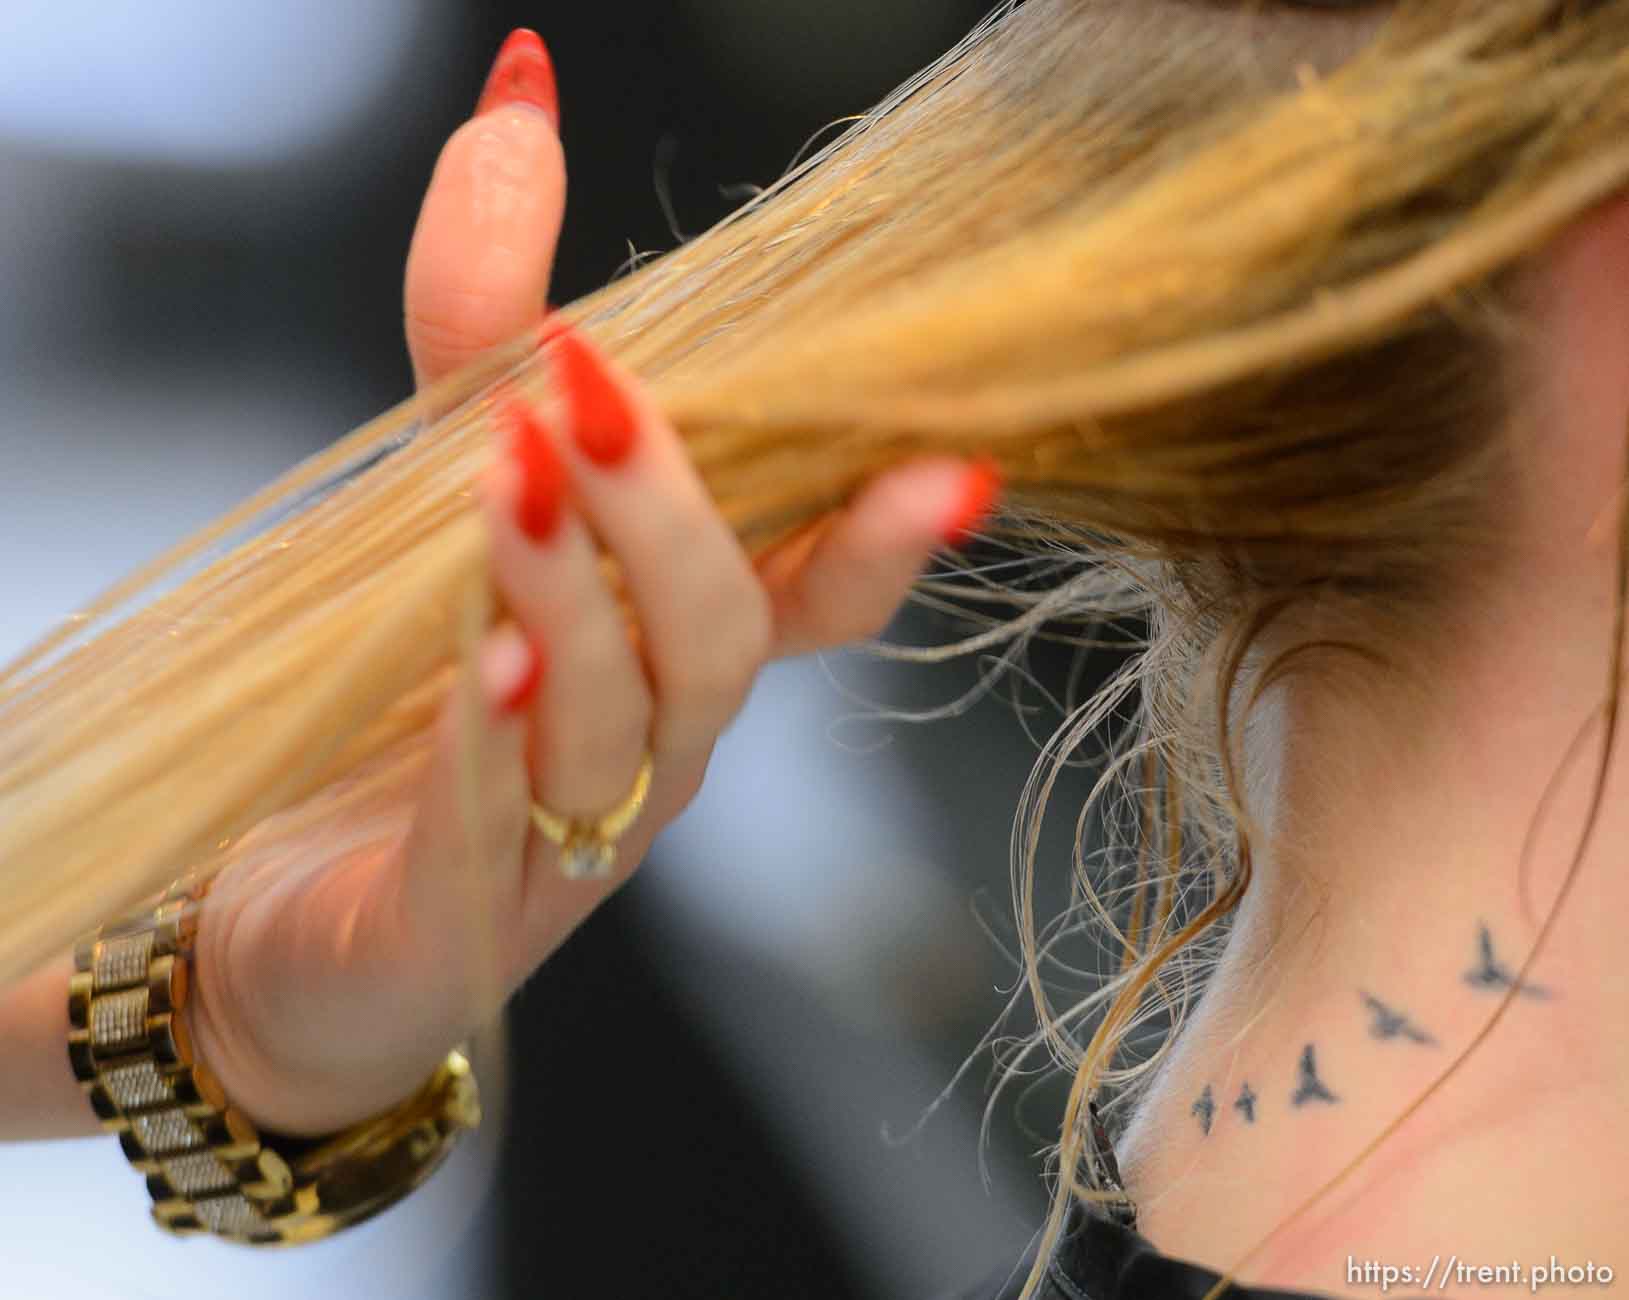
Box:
xmin=4 ymin=1 xmax=1629 ymax=1294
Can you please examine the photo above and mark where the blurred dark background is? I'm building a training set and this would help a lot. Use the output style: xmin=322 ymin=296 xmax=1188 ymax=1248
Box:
xmin=0 ymin=5 xmax=1133 ymax=1299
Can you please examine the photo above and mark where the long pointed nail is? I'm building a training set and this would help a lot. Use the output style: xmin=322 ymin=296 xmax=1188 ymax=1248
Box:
xmin=941 ymin=460 xmax=1003 ymax=548
xmin=499 ymin=399 xmax=568 ymax=542
xmin=555 ymin=330 xmax=639 ymax=468
xmin=476 ymin=29 xmax=560 ymax=129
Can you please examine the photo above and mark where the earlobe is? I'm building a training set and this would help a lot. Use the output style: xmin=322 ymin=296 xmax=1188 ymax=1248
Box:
xmin=1529 ymin=188 xmax=1629 ymax=404
xmin=1523 ymin=189 xmax=1629 ymax=550
xmin=1536 ymin=189 xmax=1629 ymax=368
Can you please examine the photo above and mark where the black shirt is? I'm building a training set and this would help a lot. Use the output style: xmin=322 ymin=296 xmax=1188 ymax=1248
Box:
xmin=948 ymin=1203 xmax=1332 ymax=1300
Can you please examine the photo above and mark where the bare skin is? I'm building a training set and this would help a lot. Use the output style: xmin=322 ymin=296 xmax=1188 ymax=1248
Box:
xmin=1118 ymin=197 xmax=1629 ymax=1298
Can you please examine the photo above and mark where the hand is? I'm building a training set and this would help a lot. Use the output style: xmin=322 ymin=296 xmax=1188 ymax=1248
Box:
xmin=185 ymin=30 xmax=999 ymax=1136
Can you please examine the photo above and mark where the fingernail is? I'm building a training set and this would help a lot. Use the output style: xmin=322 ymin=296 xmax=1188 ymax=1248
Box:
xmin=555 ymin=329 xmax=639 ymax=468
xmin=536 ymin=308 xmax=568 ymax=351
xmin=941 ymin=459 xmax=1003 ymax=548
xmin=476 ymin=28 xmax=560 ymax=129
xmin=499 ymin=399 xmax=568 ymax=542
xmin=485 ymin=624 xmax=545 ymax=717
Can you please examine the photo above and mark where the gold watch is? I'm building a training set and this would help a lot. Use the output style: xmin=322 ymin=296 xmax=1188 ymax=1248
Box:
xmin=67 ymin=881 xmax=480 ymax=1245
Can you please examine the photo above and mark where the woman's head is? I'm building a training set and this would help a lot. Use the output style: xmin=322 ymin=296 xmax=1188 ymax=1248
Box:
xmin=574 ymin=0 xmax=1629 ymax=1288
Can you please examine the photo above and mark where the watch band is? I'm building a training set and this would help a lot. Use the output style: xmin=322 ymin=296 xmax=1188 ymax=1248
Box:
xmin=68 ymin=880 xmax=480 ymax=1245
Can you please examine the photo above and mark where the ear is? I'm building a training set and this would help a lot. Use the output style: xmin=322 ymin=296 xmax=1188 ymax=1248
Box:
xmin=1519 ymin=191 xmax=1629 ymax=542
xmin=1533 ymin=189 xmax=1629 ymax=416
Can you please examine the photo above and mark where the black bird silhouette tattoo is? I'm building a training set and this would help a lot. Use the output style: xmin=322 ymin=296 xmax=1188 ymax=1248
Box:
xmin=1360 ymin=992 xmax=1437 ymax=1046
xmin=1234 ymin=1082 xmax=1257 ymax=1124
xmin=1291 ymin=1044 xmax=1339 ymax=1107
xmin=1192 ymin=1085 xmax=1215 ymax=1136
xmin=1463 ymin=922 xmax=1553 ymax=1000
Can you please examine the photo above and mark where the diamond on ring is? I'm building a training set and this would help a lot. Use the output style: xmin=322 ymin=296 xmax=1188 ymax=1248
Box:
xmin=558 ymin=836 xmax=616 ymax=881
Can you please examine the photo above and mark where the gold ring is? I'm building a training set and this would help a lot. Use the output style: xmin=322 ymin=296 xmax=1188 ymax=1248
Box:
xmin=530 ymin=753 xmax=655 ymax=880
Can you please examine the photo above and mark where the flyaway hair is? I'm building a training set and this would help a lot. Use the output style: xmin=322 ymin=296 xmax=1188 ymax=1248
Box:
xmin=3 ymin=3 xmax=1629 ymax=1296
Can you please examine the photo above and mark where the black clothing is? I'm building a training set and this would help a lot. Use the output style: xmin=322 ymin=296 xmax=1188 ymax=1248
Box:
xmin=950 ymin=1203 xmax=1332 ymax=1300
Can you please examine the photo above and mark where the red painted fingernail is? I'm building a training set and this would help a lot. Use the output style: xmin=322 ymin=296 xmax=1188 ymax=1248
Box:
xmin=555 ymin=329 xmax=639 ymax=467
xmin=500 ymin=639 xmax=546 ymax=716
xmin=476 ymin=29 xmax=560 ymax=129
xmin=941 ymin=459 xmax=1003 ymax=548
xmin=535 ymin=308 xmax=569 ymax=351
xmin=500 ymin=398 xmax=568 ymax=542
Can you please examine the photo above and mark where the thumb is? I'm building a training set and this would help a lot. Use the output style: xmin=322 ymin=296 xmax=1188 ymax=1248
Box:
xmin=404 ymin=30 xmax=566 ymax=391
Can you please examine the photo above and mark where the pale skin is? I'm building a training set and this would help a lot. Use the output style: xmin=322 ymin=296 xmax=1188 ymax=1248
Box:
xmin=0 ymin=66 xmax=987 ymax=1139
xmin=1117 ymin=196 xmax=1629 ymax=1296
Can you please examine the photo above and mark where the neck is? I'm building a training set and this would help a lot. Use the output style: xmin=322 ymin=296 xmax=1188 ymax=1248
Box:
xmin=1112 ymin=207 xmax=1629 ymax=1292
xmin=1106 ymin=200 xmax=1629 ymax=1296
xmin=1116 ymin=520 xmax=1629 ymax=1294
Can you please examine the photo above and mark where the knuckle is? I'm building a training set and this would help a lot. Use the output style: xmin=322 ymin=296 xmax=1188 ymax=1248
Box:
xmin=735 ymin=586 xmax=775 ymax=669
xmin=665 ymin=759 xmax=709 ymax=818
xmin=657 ymin=657 xmax=712 ymax=713
xmin=714 ymin=563 xmax=773 ymax=671
xmin=665 ymin=590 xmax=769 ymax=717
xmin=834 ymin=582 xmax=898 ymax=643
xmin=852 ymin=596 xmax=897 ymax=643
xmin=404 ymin=292 xmax=510 ymax=365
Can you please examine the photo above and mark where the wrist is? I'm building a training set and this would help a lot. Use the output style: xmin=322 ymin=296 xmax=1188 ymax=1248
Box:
xmin=68 ymin=884 xmax=480 ymax=1244
xmin=186 ymin=915 xmax=457 ymax=1137
xmin=186 ymin=848 xmax=475 ymax=1136
xmin=0 ymin=952 xmax=103 ymax=1141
